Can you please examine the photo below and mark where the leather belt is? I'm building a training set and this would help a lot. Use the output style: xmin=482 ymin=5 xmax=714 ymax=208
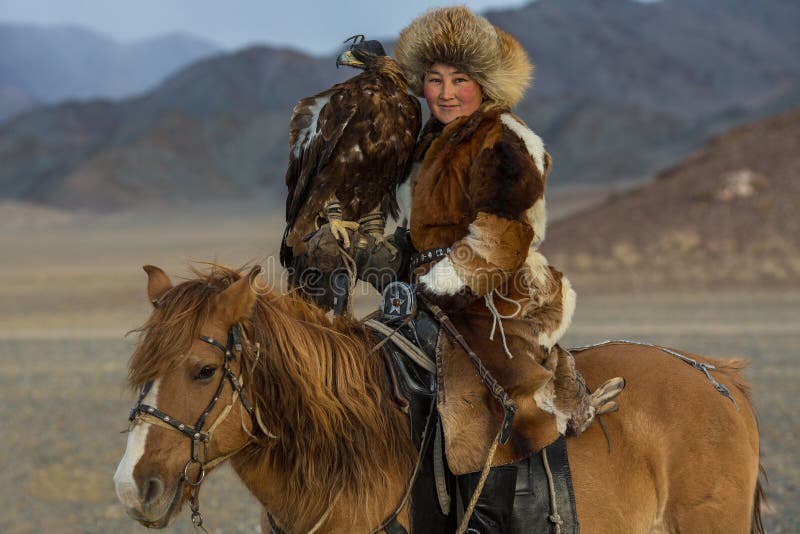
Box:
xmin=409 ymin=246 xmax=452 ymax=270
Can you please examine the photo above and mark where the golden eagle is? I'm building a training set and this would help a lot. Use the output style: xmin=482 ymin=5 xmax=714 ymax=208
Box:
xmin=280 ymin=36 xmax=421 ymax=278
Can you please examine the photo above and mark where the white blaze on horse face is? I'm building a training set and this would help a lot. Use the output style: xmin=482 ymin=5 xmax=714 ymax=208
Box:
xmin=114 ymin=379 xmax=160 ymax=506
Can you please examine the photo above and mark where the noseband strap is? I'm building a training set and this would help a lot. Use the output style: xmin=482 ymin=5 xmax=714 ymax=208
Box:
xmin=127 ymin=324 xmax=256 ymax=531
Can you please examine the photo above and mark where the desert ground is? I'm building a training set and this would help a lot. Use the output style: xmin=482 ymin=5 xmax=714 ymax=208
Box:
xmin=1 ymin=195 xmax=797 ymax=533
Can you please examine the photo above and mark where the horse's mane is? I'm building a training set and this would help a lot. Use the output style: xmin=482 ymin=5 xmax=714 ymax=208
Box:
xmin=127 ymin=264 xmax=236 ymax=389
xmin=128 ymin=264 xmax=415 ymax=523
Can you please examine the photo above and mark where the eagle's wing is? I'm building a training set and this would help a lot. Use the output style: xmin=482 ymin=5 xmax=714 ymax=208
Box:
xmin=385 ymin=93 xmax=422 ymax=220
xmin=281 ymin=86 xmax=358 ymax=266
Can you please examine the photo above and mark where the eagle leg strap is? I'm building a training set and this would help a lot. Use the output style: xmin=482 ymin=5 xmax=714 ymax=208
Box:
xmin=359 ymin=210 xmax=399 ymax=259
xmin=358 ymin=211 xmax=386 ymax=236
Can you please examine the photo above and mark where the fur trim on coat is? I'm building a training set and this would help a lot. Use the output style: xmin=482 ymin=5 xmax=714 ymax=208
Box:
xmin=394 ymin=6 xmax=533 ymax=108
xmin=410 ymin=104 xmax=571 ymax=350
xmin=410 ymin=105 xmax=585 ymax=473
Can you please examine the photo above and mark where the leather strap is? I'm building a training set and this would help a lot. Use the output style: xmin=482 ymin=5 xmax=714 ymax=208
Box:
xmin=433 ymin=422 xmax=451 ymax=515
xmin=419 ymin=296 xmax=518 ymax=444
xmin=409 ymin=246 xmax=452 ymax=270
xmin=511 ymin=436 xmax=579 ymax=533
xmin=382 ymin=518 xmax=408 ymax=534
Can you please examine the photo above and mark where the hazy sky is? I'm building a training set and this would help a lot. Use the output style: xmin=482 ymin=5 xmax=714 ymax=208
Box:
xmin=0 ymin=0 xmax=535 ymax=55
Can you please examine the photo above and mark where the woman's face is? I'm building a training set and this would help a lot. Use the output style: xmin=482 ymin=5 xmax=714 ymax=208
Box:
xmin=423 ymin=63 xmax=483 ymax=124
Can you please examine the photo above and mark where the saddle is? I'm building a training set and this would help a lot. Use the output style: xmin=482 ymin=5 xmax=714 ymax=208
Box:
xmin=367 ymin=282 xmax=579 ymax=533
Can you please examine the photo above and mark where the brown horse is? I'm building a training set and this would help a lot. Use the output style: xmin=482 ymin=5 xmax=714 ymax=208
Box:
xmin=114 ymin=265 xmax=764 ymax=533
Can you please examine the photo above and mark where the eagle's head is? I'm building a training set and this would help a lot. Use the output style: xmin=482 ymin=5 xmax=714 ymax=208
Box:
xmin=336 ymin=35 xmax=387 ymax=69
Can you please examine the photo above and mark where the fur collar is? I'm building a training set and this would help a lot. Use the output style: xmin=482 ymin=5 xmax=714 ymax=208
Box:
xmin=415 ymin=102 xmax=509 ymax=160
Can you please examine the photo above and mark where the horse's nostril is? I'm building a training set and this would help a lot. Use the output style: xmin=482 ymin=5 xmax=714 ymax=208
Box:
xmin=141 ymin=477 xmax=164 ymax=506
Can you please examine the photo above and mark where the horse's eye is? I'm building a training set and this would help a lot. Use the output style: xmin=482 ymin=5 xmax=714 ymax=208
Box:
xmin=195 ymin=365 xmax=217 ymax=381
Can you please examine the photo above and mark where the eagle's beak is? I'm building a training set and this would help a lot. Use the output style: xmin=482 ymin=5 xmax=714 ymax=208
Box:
xmin=336 ymin=49 xmax=365 ymax=69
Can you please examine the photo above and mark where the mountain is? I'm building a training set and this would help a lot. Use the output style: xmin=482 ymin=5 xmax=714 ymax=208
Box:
xmin=0 ymin=23 xmax=220 ymax=122
xmin=0 ymin=0 xmax=799 ymax=211
xmin=542 ymin=106 xmax=800 ymax=291
xmin=486 ymin=0 xmax=800 ymax=118
xmin=517 ymin=95 xmax=694 ymax=189
xmin=0 ymin=46 xmax=347 ymax=210
xmin=0 ymin=84 xmax=38 ymax=122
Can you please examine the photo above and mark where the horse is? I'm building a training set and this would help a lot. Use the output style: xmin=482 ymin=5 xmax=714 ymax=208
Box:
xmin=114 ymin=264 xmax=764 ymax=533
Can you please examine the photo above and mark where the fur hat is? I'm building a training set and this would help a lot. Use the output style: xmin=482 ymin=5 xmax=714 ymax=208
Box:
xmin=394 ymin=6 xmax=533 ymax=108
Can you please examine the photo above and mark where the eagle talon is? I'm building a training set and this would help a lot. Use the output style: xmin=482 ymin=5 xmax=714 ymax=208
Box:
xmin=367 ymin=232 xmax=399 ymax=260
xmin=325 ymin=220 xmax=361 ymax=249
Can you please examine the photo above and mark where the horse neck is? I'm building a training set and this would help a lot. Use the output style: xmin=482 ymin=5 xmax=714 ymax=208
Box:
xmin=231 ymin=295 xmax=415 ymax=531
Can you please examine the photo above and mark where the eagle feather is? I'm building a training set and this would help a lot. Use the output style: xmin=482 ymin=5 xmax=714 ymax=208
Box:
xmin=280 ymin=41 xmax=421 ymax=270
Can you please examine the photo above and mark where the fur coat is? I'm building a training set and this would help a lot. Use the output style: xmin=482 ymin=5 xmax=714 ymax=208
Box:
xmin=405 ymin=102 xmax=578 ymax=473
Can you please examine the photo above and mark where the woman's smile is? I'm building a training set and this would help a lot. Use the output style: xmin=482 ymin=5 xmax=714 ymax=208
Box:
xmin=423 ymin=63 xmax=483 ymax=124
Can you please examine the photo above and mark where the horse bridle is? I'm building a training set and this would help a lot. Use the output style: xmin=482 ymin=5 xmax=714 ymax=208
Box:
xmin=126 ymin=321 xmax=435 ymax=534
xmin=127 ymin=324 xmax=255 ymax=530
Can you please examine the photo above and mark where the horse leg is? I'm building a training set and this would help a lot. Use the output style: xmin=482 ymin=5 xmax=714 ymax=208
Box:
xmin=567 ymin=421 xmax=662 ymax=533
xmin=666 ymin=482 xmax=755 ymax=533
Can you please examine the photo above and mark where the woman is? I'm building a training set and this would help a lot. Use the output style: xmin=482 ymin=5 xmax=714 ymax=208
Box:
xmin=390 ymin=7 xmax=624 ymax=532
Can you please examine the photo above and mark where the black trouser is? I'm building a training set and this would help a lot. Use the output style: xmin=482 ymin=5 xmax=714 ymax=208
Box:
xmin=457 ymin=465 xmax=518 ymax=534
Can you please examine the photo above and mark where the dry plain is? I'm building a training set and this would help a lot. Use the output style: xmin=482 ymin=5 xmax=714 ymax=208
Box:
xmin=0 ymin=198 xmax=797 ymax=533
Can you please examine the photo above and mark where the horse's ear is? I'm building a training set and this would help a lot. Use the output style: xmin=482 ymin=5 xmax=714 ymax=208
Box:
xmin=143 ymin=265 xmax=173 ymax=307
xmin=217 ymin=266 xmax=262 ymax=324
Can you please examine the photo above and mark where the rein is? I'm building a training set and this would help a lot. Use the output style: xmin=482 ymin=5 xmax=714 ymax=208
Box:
xmin=128 ymin=324 xmax=255 ymax=531
xmin=371 ymin=399 xmax=437 ymax=534
xmin=417 ymin=296 xmax=518 ymax=444
xmin=420 ymin=298 xmax=516 ymax=534
xmin=128 ymin=316 xmax=439 ymax=533
xmin=266 ymin=399 xmax=437 ymax=534
xmin=266 ymin=330 xmax=439 ymax=534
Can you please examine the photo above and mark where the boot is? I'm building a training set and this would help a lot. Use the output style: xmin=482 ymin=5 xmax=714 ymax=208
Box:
xmin=457 ymin=465 xmax=517 ymax=533
xmin=551 ymin=345 xmax=625 ymax=435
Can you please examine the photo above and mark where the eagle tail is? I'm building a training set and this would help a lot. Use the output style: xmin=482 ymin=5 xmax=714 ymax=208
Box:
xmin=384 ymin=194 xmax=400 ymax=222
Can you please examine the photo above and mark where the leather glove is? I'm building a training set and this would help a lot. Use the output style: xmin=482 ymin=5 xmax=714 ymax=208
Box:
xmin=352 ymin=227 xmax=415 ymax=292
xmin=303 ymin=225 xmax=346 ymax=272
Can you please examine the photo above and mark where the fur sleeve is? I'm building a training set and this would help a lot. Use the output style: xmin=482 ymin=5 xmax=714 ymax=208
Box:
xmin=419 ymin=116 xmax=551 ymax=300
xmin=469 ymin=130 xmax=545 ymax=223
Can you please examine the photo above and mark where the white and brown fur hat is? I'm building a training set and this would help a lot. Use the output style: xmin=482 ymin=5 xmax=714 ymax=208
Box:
xmin=394 ymin=6 xmax=533 ymax=108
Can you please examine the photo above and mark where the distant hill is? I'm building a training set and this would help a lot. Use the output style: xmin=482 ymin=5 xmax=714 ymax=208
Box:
xmin=0 ymin=0 xmax=799 ymax=211
xmin=542 ymin=107 xmax=800 ymax=291
xmin=0 ymin=46 xmax=347 ymax=210
xmin=487 ymin=0 xmax=800 ymax=118
xmin=0 ymin=83 xmax=38 ymax=123
xmin=0 ymin=23 xmax=219 ymax=122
